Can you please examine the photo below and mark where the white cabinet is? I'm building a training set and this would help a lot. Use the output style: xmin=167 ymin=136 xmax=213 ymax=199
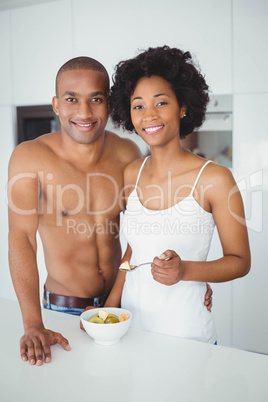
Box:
xmin=0 ymin=106 xmax=17 ymax=300
xmin=73 ymin=0 xmax=232 ymax=94
xmin=207 ymin=229 xmax=233 ymax=347
xmin=233 ymin=94 xmax=268 ymax=174
xmin=232 ymin=0 xmax=268 ymax=351
xmin=232 ymin=93 xmax=268 ymax=353
xmin=233 ymin=0 xmax=268 ymax=94
xmin=0 ymin=11 xmax=13 ymax=106
xmin=11 ymin=0 xmax=73 ymax=105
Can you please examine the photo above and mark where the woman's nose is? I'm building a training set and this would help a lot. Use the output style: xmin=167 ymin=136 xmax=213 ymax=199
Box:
xmin=142 ymin=106 xmax=157 ymax=122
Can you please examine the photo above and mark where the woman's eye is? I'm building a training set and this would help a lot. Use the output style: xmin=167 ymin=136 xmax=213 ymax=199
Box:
xmin=157 ymin=101 xmax=168 ymax=106
xmin=133 ymin=105 xmax=143 ymax=110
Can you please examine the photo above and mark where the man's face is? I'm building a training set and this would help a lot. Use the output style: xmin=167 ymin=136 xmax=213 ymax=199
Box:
xmin=52 ymin=69 xmax=109 ymax=145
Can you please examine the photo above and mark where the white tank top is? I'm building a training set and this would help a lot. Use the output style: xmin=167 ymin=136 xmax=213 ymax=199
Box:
xmin=121 ymin=157 xmax=217 ymax=343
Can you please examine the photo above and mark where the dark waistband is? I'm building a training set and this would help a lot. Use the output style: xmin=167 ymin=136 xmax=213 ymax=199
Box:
xmin=43 ymin=286 xmax=108 ymax=309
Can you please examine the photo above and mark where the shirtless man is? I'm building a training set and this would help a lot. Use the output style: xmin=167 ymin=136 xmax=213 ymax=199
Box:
xmin=8 ymin=57 xmax=212 ymax=366
xmin=8 ymin=57 xmax=141 ymax=366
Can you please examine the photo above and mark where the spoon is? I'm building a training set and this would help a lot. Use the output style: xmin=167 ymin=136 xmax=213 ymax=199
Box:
xmin=119 ymin=257 xmax=170 ymax=272
xmin=119 ymin=261 xmax=153 ymax=272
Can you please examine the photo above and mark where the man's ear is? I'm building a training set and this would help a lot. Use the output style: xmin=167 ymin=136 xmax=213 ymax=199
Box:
xmin=52 ymin=96 xmax=59 ymax=116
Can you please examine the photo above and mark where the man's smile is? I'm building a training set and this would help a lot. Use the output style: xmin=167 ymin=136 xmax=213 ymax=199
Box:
xmin=72 ymin=121 xmax=97 ymax=130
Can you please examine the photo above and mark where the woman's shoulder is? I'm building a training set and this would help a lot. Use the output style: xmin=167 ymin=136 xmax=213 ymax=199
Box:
xmin=199 ymin=160 xmax=238 ymax=208
xmin=124 ymin=157 xmax=146 ymax=183
xmin=203 ymin=160 xmax=235 ymax=186
xmin=124 ymin=158 xmax=145 ymax=175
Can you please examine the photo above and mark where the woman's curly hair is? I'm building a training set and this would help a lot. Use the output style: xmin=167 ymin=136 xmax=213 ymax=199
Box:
xmin=109 ymin=46 xmax=209 ymax=139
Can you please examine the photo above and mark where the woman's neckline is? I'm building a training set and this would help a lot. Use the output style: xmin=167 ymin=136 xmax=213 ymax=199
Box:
xmin=128 ymin=187 xmax=212 ymax=214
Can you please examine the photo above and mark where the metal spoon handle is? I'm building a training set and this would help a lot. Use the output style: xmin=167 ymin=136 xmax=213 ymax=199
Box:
xmin=135 ymin=261 xmax=153 ymax=268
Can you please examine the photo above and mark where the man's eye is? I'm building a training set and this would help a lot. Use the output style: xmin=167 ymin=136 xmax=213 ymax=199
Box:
xmin=91 ymin=97 xmax=102 ymax=103
xmin=66 ymin=98 xmax=76 ymax=102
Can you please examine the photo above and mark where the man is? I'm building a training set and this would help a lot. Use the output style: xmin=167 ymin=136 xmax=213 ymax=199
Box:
xmin=8 ymin=57 xmax=212 ymax=366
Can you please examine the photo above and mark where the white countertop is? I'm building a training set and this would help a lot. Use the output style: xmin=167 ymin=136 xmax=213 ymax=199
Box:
xmin=1 ymin=297 xmax=267 ymax=402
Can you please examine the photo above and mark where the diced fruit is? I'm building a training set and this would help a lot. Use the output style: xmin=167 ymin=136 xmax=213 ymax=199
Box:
xmin=119 ymin=261 xmax=131 ymax=270
xmin=98 ymin=310 xmax=109 ymax=321
xmin=89 ymin=316 xmax=104 ymax=324
xmin=88 ymin=310 xmax=128 ymax=324
xmin=119 ymin=314 xmax=129 ymax=322
xmin=104 ymin=314 xmax=120 ymax=324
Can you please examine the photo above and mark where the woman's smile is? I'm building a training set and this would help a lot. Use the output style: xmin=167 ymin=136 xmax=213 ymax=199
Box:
xmin=143 ymin=125 xmax=164 ymax=135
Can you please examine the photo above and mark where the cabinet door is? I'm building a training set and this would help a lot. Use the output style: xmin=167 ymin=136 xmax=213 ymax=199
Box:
xmin=11 ymin=0 xmax=73 ymax=105
xmin=73 ymin=0 xmax=232 ymax=94
xmin=207 ymin=229 xmax=232 ymax=347
xmin=232 ymin=93 xmax=268 ymax=353
xmin=0 ymin=11 xmax=12 ymax=106
xmin=233 ymin=0 xmax=268 ymax=93
xmin=0 ymin=106 xmax=17 ymax=300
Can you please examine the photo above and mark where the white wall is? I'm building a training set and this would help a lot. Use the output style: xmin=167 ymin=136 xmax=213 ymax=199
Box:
xmin=1 ymin=0 xmax=267 ymax=354
xmin=0 ymin=10 xmax=16 ymax=300
xmin=231 ymin=0 xmax=268 ymax=354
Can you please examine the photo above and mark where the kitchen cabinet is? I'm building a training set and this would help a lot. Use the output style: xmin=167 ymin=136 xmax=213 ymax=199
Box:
xmin=11 ymin=0 xmax=73 ymax=105
xmin=0 ymin=106 xmax=16 ymax=300
xmin=0 ymin=10 xmax=12 ymax=106
xmin=233 ymin=0 xmax=268 ymax=94
xmin=73 ymin=0 xmax=232 ymax=94
xmin=231 ymin=93 xmax=268 ymax=353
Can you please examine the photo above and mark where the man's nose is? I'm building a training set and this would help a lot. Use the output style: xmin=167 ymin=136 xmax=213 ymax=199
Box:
xmin=77 ymin=102 xmax=93 ymax=118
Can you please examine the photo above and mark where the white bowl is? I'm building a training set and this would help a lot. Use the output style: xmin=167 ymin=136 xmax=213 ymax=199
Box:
xmin=80 ymin=307 xmax=132 ymax=345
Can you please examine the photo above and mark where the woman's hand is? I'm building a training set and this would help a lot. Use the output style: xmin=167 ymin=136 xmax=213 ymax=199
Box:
xmin=151 ymin=250 xmax=185 ymax=286
xmin=151 ymin=251 xmax=214 ymax=311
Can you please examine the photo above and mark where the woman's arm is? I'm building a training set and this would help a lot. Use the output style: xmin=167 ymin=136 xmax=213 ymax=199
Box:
xmin=151 ymin=164 xmax=251 ymax=285
xmin=104 ymin=244 xmax=132 ymax=307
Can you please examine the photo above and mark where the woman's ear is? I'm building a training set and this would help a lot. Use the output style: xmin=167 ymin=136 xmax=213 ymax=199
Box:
xmin=180 ymin=105 xmax=187 ymax=119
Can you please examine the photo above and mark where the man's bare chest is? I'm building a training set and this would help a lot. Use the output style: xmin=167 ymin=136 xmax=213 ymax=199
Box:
xmin=38 ymin=164 xmax=124 ymax=225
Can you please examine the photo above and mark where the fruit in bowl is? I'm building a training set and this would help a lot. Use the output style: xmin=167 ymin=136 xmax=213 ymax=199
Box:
xmin=80 ymin=307 xmax=132 ymax=345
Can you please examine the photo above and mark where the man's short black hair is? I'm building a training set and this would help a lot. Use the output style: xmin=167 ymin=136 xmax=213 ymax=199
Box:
xmin=55 ymin=56 xmax=110 ymax=96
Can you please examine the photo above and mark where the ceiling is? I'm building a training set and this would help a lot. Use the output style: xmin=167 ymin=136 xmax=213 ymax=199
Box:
xmin=0 ymin=0 xmax=59 ymax=11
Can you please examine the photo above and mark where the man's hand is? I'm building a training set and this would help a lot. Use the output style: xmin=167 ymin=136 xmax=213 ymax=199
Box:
xmin=204 ymin=283 xmax=213 ymax=312
xmin=80 ymin=305 xmax=95 ymax=330
xmin=20 ymin=326 xmax=71 ymax=366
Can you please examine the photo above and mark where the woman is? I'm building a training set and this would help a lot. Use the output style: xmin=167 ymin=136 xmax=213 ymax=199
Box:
xmin=105 ymin=46 xmax=250 ymax=343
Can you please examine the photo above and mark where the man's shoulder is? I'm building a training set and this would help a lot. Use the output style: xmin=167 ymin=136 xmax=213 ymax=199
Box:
xmin=9 ymin=132 xmax=59 ymax=171
xmin=105 ymin=130 xmax=142 ymax=163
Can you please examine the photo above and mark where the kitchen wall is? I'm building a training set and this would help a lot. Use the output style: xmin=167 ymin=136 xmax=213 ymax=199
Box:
xmin=0 ymin=0 xmax=267 ymax=354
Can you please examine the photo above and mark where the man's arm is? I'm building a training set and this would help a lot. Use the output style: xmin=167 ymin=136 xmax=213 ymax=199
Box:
xmin=8 ymin=144 xmax=70 ymax=365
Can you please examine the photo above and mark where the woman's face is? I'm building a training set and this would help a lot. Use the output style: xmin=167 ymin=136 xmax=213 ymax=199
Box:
xmin=130 ymin=75 xmax=186 ymax=147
